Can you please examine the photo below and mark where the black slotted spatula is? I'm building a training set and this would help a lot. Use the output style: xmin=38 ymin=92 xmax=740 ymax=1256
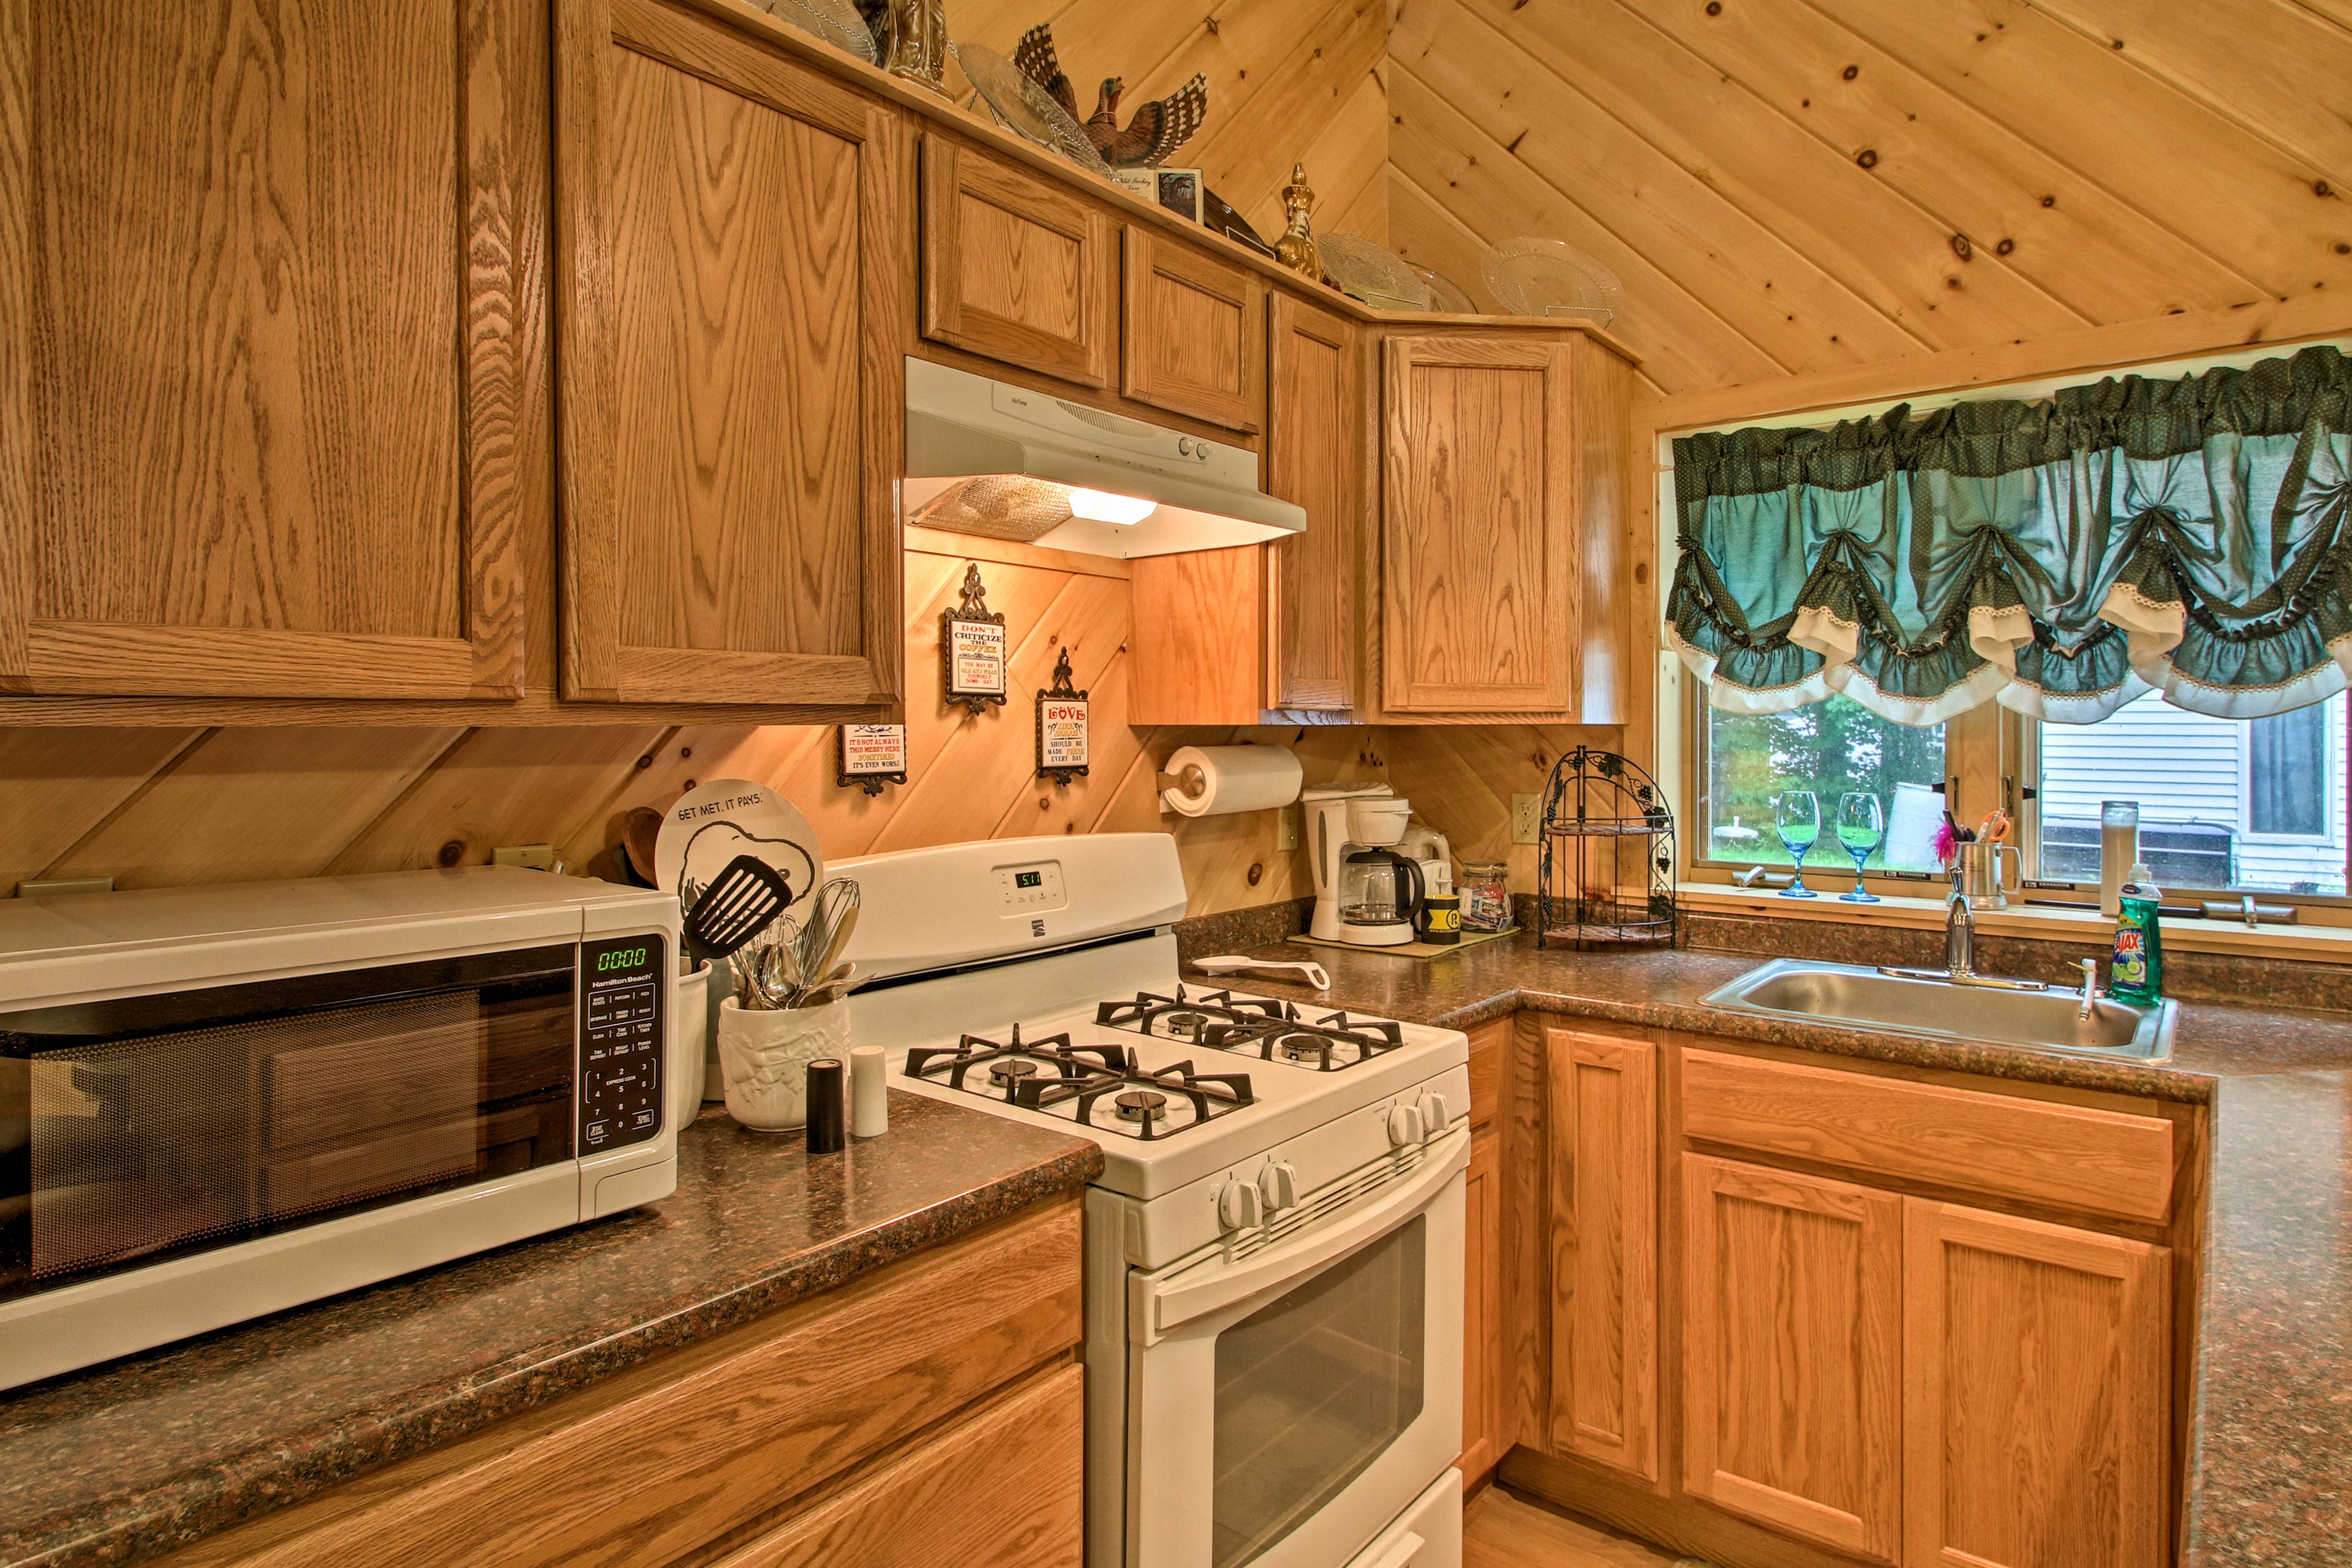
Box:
xmin=682 ymin=854 xmax=794 ymax=964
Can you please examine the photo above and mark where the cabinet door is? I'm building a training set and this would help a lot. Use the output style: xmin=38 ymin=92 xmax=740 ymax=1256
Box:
xmin=1264 ymin=293 xmax=1359 ymax=710
xmin=919 ymin=136 xmax=1115 ymax=388
xmin=0 ymin=0 xmax=528 ymax=699
xmin=1460 ymin=1126 xmax=1504 ymax=1484
xmin=1546 ymin=1028 xmax=1657 ymax=1481
xmin=1903 ymin=1202 xmax=2170 ymax=1568
xmin=1682 ymin=1155 xmax=1902 ymax=1565
xmin=1382 ymin=336 xmax=1577 ymax=714
xmin=554 ymin=0 xmax=902 ymax=706
xmin=1121 ymin=228 xmax=1264 ymax=432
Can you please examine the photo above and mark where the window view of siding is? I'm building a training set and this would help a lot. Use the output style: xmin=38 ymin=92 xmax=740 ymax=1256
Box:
xmin=2038 ymin=692 xmax=2346 ymax=895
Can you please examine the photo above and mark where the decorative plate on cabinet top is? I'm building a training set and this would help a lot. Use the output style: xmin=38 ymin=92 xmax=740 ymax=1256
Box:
xmin=1480 ymin=236 xmax=1626 ymax=327
xmin=1409 ymin=263 xmax=1479 ymax=314
xmin=952 ymin=41 xmax=1118 ymax=179
xmin=752 ymin=0 xmax=878 ymax=62
xmin=1317 ymin=233 xmax=1436 ymax=312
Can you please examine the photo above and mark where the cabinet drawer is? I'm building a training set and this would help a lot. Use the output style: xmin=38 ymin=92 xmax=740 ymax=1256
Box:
xmin=1680 ymin=1049 xmax=2174 ymax=1223
xmin=715 ymin=1363 xmax=1083 ymax=1567
xmin=160 ymin=1200 xmax=1082 ymax=1568
xmin=921 ymin=136 xmax=1116 ymax=388
xmin=1121 ymin=228 xmax=1264 ymax=432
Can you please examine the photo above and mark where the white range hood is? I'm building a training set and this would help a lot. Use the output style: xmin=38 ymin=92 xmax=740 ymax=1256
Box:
xmin=902 ymin=357 xmax=1306 ymax=559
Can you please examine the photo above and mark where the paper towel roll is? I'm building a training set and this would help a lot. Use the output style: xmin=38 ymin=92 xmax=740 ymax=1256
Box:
xmin=1159 ymin=745 xmax=1304 ymax=818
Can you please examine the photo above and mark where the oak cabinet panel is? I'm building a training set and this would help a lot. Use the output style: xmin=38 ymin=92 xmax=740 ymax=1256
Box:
xmin=919 ymin=136 xmax=1115 ymax=389
xmin=1263 ymin=293 xmax=1359 ymax=710
xmin=1903 ymin=1202 xmax=2169 ymax=1568
xmin=1381 ymin=336 xmax=1578 ymax=715
xmin=0 ymin=0 xmax=529 ymax=699
xmin=1461 ymin=1126 xmax=1504 ymax=1485
xmin=1121 ymin=228 xmax=1264 ymax=432
xmin=1681 ymin=1155 xmax=1904 ymax=1565
xmin=554 ymin=0 xmax=902 ymax=706
xmin=1546 ymin=1028 xmax=1658 ymax=1482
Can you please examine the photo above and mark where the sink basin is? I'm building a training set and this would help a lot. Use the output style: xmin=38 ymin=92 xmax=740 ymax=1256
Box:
xmin=1701 ymin=959 xmax=2177 ymax=1061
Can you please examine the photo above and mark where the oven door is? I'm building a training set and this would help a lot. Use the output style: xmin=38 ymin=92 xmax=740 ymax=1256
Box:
xmin=1127 ymin=1128 xmax=1468 ymax=1568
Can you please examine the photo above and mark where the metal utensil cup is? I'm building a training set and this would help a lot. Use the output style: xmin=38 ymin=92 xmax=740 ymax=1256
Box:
xmin=1953 ymin=839 xmax=2023 ymax=909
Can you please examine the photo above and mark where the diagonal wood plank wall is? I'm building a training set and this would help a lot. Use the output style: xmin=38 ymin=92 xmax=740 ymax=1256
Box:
xmin=1386 ymin=0 xmax=2352 ymax=398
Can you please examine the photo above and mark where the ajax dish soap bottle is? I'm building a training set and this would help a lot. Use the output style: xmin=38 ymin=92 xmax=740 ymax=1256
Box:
xmin=2109 ymin=861 xmax=2164 ymax=1005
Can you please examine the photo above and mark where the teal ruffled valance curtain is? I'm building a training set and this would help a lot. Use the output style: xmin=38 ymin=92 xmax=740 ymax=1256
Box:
xmin=1667 ymin=344 xmax=2352 ymax=725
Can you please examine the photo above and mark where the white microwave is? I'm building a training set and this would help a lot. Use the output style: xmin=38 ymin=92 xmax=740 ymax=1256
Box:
xmin=0 ymin=867 xmax=680 ymax=1391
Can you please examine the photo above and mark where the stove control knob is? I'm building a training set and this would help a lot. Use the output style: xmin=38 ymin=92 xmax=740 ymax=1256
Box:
xmin=1415 ymin=1091 xmax=1452 ymax=1138
xmin=1216 ymin=1177 xmax=1264 ymax=1231
xmin=1385 ymin=1104 xmax=1425 ymax=1149
xmin=1257 ymin=1161 xmax=1300 ymax=1213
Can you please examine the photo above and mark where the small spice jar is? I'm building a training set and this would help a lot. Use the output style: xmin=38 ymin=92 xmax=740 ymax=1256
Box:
xmin=1459 ymin=861 xmax=1511 ymax=932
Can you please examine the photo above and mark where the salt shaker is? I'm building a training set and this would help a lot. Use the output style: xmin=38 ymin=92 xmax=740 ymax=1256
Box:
xmin=851 ymin=1047 xmax=889 ymax=1138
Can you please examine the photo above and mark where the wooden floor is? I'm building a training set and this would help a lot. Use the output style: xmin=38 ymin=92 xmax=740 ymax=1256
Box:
xmin=1463 ymin=1487 xmax=1694 ymax=1568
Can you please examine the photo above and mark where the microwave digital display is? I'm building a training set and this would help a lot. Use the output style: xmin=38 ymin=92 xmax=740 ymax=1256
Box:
xmin=595 ymin=947 xmax=650 ymax=972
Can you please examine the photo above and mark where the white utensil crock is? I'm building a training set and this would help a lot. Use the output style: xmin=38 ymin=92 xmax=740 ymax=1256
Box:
xmin=717 ymin=997 xmax=851 ymax=1132
xmin=672 ymin=962 xmax=710 ymax=1124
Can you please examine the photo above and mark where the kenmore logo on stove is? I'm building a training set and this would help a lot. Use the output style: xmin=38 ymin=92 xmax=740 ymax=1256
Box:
xmin=1030 ymin=918 xmax=1047 ymax=938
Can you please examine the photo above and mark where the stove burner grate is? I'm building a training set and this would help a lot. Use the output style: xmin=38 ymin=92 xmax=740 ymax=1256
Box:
xmin=1012 ymin=1057 xmax=1254 ymax=1140
xmin=903 ymin=1023 xmax=1132 ymax=1104
xmin=1096 ymin=986 xmax=1293 ymax=1041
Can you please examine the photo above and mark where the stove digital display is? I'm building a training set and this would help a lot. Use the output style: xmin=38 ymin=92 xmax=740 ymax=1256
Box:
xmin=1014 ymin=870 xmax=1044 ymax=889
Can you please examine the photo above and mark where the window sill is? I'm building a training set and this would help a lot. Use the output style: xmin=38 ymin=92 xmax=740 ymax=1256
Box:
xmin=1677 ymin=883 xmax=2352 ymax=965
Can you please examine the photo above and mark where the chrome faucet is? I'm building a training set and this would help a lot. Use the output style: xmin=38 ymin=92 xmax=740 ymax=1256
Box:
xmin=1944 ymin=884 xmax=1975 ymax=978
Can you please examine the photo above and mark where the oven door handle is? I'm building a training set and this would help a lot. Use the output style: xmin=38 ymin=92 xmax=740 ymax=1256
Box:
xmin=1144 ymin=1128 xmax=1468 ymax=1340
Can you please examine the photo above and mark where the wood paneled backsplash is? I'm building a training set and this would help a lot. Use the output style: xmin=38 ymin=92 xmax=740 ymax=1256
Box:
xmin=0 ymin=536 xmax=1392 ymax=915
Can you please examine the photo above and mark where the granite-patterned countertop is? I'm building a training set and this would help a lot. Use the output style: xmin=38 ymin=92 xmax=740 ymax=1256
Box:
xmin=0 ymin=1092 xmax=1101 ymax=1568
xmin=1196 ymin=933 xmax=2352 ymax=1568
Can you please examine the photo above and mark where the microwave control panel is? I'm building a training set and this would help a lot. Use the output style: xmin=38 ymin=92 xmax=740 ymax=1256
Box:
xmin=579 ymin=935 xmax=666 ymax=1155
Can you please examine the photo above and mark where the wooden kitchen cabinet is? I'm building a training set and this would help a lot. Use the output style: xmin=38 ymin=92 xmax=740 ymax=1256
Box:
xmin=0 ymin=0 xmax=532 ymax=700
xmin=1122 ymin=227 xmax=1265 ymax=433
xmin=1545 ymin=1028 xmax=1658 ymax=1483
xmin=1904 ymin=1201 xmax=2170 ymax=1568
xmin=1380 ymin=334 xmax=1580 ymax=717
xmin=1461 ymin=1125 xmax=1504 ymax=1485
xmin=552 ymin=0 xmax=903 ymax=707
xmin=919 ymin=135 xmax=1117 ymax=390
xmin=1681 ymin=1154 xmax=1905 ymax=1565
xmin=1264 ymin=293 xmax=1362 ymax=711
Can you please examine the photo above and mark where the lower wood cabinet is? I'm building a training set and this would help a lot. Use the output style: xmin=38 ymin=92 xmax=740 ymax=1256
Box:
xmin=1904 ymin=1202 xmax=2170 ymax=1568
xmin=1460 ymin=1125 xmax=1503 ymax=1484
xmin=1681 ymin=1154 xmax=1905 ymax=1564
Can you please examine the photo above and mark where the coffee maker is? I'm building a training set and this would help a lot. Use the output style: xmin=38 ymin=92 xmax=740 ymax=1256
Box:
xmin=1305 ymin=785 xmax=1428 ymax=946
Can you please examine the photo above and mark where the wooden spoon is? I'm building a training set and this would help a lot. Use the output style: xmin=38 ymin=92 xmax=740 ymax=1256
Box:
xmin=621 ymin=807 xmax=664 ymax=886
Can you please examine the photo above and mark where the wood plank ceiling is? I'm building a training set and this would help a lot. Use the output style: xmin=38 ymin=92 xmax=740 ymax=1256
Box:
xmin=1386 ymin=0 xmax=2352 ymax=396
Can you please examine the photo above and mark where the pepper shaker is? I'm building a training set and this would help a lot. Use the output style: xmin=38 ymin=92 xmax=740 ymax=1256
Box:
xmin=805 ymin=1058 xmax=845 ymax=1155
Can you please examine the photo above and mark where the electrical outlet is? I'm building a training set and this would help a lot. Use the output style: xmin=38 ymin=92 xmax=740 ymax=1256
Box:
xmin=1511 ymin=794 xmax=1542 ymax=845
xmin=493 ymin=844 xmax=556 ymax=870
xmin=1275 ymin=804 xmax=1300 ymax=853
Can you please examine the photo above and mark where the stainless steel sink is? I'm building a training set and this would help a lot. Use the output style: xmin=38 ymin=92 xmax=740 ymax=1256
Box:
xmin=1701 ymin=958 xmax=2178 ymax=1061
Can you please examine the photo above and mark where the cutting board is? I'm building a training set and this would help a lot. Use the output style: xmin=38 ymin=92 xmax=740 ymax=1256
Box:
xmin=1287 ymin=926 xmax=1520 ymax=962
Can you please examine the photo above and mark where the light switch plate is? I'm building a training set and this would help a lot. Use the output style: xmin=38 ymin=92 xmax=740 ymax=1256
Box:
xmin=1275 ymin=805 xmax=1300 ymax=852
xmin=1511 ymin=794 xmax=1542 ymax=845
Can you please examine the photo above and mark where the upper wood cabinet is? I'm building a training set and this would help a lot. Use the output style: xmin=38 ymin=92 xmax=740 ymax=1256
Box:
xmin=1681 ymin=1154 xmax=1905 ymax=1566
xmin=552 ymin=0 xmax=903 ymax=707
xmin=0 ymin=0 xmax=530 ymax=700
xmin=1904 ymin=1202 xmax=2170 ymax=1568
xmin=1547 ymin=1028 xmax=1659 ymax=1483
xmin=1263 ymin=293 xmax=1360 ymax=711
xmin=919 ymin=136 xmax=1115 ymax=390
xmin=1381 ymin=334 xmax=1580 ymax=716
xmin=1121 ymin=228 xmax=1264 ymax=433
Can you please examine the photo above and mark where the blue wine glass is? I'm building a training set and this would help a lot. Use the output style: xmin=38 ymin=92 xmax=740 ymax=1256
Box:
xmin=1836 ymin=792 xmax=1884 ymax=903
xmin=1775 ymin=791 xmax=1821 ymax=899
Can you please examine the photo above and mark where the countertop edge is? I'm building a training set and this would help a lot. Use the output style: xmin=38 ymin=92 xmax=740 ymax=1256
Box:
xmin=7 ymin=1140 xmax=1104 ymax=1568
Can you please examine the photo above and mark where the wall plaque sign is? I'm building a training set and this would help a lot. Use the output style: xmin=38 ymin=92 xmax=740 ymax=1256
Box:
xmin=1035 ymin=647 xmax=1090 ymax=785
xmin=837 ymin=723 xmax=908 ymax=795
xmin=941 ymin=562 xmax=1007 ymax=715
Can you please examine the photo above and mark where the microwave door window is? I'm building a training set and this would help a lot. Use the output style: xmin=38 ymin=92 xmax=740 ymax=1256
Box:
xmin=1209 ymin=1216 xmax=1428 ymax=1568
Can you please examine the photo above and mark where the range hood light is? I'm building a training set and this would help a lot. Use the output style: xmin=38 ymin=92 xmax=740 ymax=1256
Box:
xmin=1068 ymin=488 xmax=1158 ymax=526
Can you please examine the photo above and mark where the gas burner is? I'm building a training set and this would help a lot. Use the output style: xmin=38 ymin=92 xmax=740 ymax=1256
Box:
xmin=1012 ymin=1057 xmax=1255 ymax=1141
xmin=1197 ymin=1010 xmax=1408 ymax=1072
xmin=989 ymin=1058 xmax=1039 ymax=1085
xmin=1098 ymin=985 xmax=1296 ymax=1042
xmin=903 ymin=1023 xmax=1133 ymax=1104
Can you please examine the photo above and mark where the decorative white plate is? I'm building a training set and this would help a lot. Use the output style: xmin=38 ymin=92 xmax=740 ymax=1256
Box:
xmin=655 ymin=778 xmax=825 ymax=923
xmin=1480 ymin=236 xmax=1626 ymax=326
xmin=1409 ymin=263 xmax=1478 ymax=314
xmin=1319 ymin=233 xmax=1436 ymax=311
xmin=952 ymin=41 xmax=1117 ymax=179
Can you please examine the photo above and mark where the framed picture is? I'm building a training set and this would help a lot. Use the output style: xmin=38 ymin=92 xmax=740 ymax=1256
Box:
xmin=837 ymin=723 xmax=908 ymax=795
xmin=1114 ymin=166 xmax=1205 ymax=224
xmin=940 ymin=562 xmax=1007 ymax=714
xmin=1035 ymin=648 xmax=1090 ymax=785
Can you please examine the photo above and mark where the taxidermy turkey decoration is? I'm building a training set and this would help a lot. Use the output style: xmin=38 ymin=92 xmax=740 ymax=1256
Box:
xmin=1012 ymin=23 xmax=1208 ymax=168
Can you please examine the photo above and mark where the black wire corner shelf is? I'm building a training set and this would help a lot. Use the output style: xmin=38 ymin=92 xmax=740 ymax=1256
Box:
xmin=1537 ymin=746 xmax=1679 ymax=951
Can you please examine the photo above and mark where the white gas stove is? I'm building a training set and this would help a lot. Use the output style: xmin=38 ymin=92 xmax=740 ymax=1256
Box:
xmin=839 ymin=835 xmax=1467 ymax=1568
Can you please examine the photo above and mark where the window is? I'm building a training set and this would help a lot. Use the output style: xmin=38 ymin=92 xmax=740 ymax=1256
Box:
xmin=1699 ymin=694 xmax=1947 ymax=873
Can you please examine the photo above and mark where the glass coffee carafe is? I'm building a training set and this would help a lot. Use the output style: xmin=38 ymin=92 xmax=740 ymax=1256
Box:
xmin=1341 ymin=846 xmax=1426 ymax=939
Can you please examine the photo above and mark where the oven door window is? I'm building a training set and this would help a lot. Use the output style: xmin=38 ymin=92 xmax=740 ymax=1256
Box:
xmin=1209 ymin=1216 xmax=1427 ymax=1568
xmin=0 ymin=944 xmax=582 ymax=1305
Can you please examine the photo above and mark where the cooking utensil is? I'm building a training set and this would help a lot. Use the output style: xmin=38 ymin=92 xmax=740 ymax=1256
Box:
xmin=621 ymin=807 xmax=664 ymax=886
xmin=1480 ymin=236 xmax=1625 ymax=327
xmin=1190 ymin=955 xmax=1332 ymax=990
xmin=681 ymin=856 xmax=793 ymax=964
xmin=952 ymin=41 xmax=1116 ymax=179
